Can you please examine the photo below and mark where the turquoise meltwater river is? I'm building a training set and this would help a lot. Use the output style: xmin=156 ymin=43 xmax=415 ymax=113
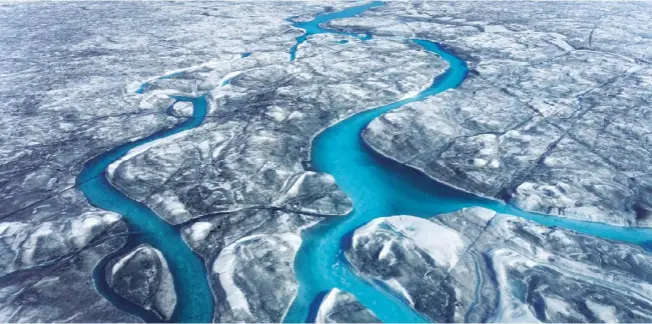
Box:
xmin=77 ymin=96 xmax=214 ymax=323
xmin=284 ymin=1 xmax=652 ymax=323
xmin=287 ymin=1 xmax=383 ymax=62
xmin=72 ymin=1 xmax=652 ymax=323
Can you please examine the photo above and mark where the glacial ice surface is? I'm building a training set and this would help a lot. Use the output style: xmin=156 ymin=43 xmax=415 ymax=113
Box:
xmin=347 ymin=207 xmax=652 ymax=322
xmin=314 ymin=288 xmax=380 ymax=323
xmin=2 ymin=0 xmax=652 ymax=322
xmin=106 ymin=245 xmax=177 ymax=320
xmin=352 ymin=1 xmax=652 ymax=227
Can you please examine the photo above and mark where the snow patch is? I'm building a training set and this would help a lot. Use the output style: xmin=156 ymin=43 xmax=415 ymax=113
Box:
xmin=212 ymin=236 xmax=257 ymax=316
xmin=484 ymin=25 xmax=510 ymax=33
xmin=357 ymin=216 xmax=466 ymax=272
xmin=111 ymin=247 xmax=141 ymax=276
xmin=220 ymin=71 xmax=242 ymax=87
xmin=586 ymin=300 xmax=618 ymax=322
xmin=106 ymin=130 xmax=190 ymax=179
xmin=212 ymin=233 xmax=301 ymax=317
xmin=189 ymin=222 xmax=214 ymax=242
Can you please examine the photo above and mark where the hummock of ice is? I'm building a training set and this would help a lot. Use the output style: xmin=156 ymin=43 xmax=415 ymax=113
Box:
xmin=347 ymin=207 xmax=652 ymax=322
xmin=314 ymin=288 xmax=380 ymax=323
xmin=106 ymin=244 xmax=177 ymax=320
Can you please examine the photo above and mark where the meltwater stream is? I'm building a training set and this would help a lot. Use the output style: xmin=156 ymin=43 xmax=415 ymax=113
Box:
xmin=284 ymin=40 xmax=473 ymax=323
xmin=76 ymin=96 xmax=214 ymax=323
xmin=285 ymin=2 xmax=652 ymax=323
xmin=71 ymin=2 xmax=652 ymax=323
xmin=287 ymin=1 xmax=383 ymax=62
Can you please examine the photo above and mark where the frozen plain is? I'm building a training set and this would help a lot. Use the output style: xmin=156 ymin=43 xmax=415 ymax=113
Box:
xmin=358 ymin=1 xmax=652 ymax=227
xmin=1 ymin=1 xmax=652 ymax=323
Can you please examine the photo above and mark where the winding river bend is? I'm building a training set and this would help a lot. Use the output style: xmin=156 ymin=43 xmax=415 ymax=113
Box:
xmin=285 ymin=2 xmax=652 ymax=323
xmin=287 ymin=1 xmax=382 ymax=62
xmin=72 ymin=2 xmax=652 ymax=323
xmin=77 ymin=96 xmax=214 ymax=323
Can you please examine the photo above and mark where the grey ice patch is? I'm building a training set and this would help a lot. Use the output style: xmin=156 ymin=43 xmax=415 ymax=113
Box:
xmin=106 ymin=244 xmax=177 ymax=320
xmin=347 ymin=207 xmax=652 ymax=322
xmin=315 ymin=288 xmax=380 ymax=323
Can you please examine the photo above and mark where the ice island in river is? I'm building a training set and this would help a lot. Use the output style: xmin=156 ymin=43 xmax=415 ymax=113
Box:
xmin=1 ymin=1 xmax=652 ymax=323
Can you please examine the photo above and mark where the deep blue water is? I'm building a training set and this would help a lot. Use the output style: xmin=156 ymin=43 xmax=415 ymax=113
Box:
xmin=77 ymin=96 xmax=214 ymax=323
xmin=287 ymin=1 xmax=382 ymax=61
xmin=75 ymin=2 xmax=652 ymax=323
xmin=284 ymin=2 xmax=652 ymax=323
xmin=284 ymin=39 xmax=475 ymax=324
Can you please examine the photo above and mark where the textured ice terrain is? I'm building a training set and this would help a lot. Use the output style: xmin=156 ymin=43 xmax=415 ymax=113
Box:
xmin=354 ymin=1 xmax=652 ymax=227
xmin=2 ymin=0 xmax=652 ymax=322
xmin=103 ymin=22 xmax=446 ymax=322
xmin=105 ymin=245 xmax=177 ymax=320
xmin=0 ymin=1 xmax=333 ymax=321
xmin=348 ymin=207 xmax=652 ymax=322
xmin=181 ymin=208 xmax=317 ymax=322
xmin=107 ymin=35 xmax=444 ymax=225
xmin=314 ymin=288 xmax=380 ymax=323
xmin=0 ymin=192 xmax=137 ymax=322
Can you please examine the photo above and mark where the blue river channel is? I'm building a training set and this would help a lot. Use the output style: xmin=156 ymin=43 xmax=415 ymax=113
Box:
xmin=72 ymin=1 xmax=652 ymax=323
xmin=284 ymin=1 xmax=652 ymax=323
xmin=76 ymin=95 xmax=214 ymax=323
xmin=287 ymin=1 xmax=382 ymax=61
